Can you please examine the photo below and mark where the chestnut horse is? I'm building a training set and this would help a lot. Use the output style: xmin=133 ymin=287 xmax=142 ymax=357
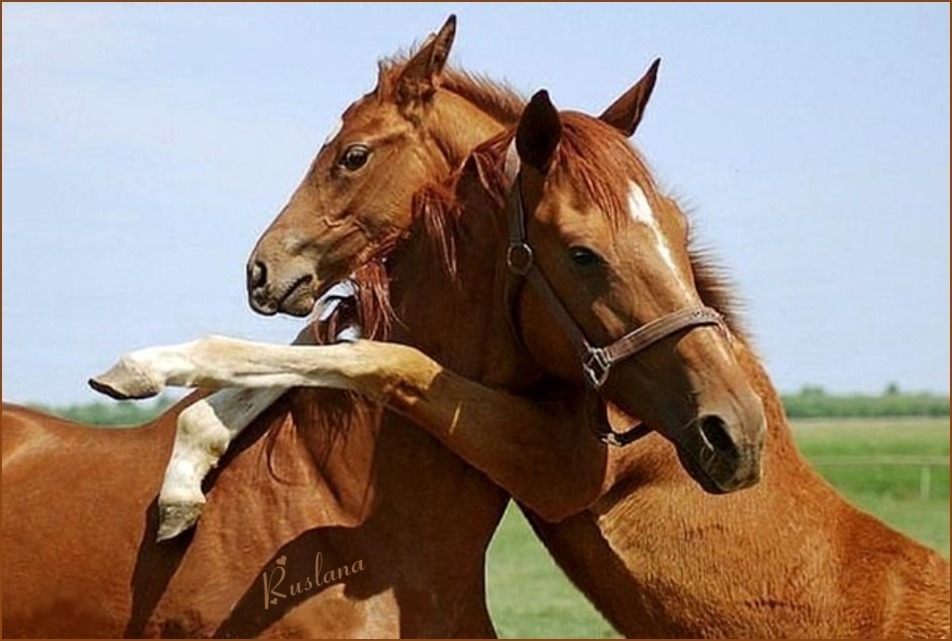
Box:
xmin=2 ymin=22 xmax=764 ymax=639
xmin=97 ymin=45 xmax=950 ymax=641
xmin=1 ymin=22 xmax=515 ymax=638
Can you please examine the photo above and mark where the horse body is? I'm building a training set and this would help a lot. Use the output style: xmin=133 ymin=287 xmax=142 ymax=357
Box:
xmin=2 ymin=405 xmax=169 ymax=637
xmin=76 ymin=215 xmax=950 ymax=638
xmin=2 ymin=393 xmax=504 ymax=638
xmin=2 ymin=22 xmax=521 ymax=637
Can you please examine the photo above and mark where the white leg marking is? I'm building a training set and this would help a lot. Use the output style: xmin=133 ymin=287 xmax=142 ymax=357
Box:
xmin=159 ymin=387 xmax=287 ymax=504
xmin=124 ymin=335 xmax=356 ymax=390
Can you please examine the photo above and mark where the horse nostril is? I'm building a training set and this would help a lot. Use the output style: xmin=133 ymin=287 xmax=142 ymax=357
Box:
xmin=248 ymin=260 xmax=267 ymax=290
xmin=698 ymin=414 xmax=739 ymax=462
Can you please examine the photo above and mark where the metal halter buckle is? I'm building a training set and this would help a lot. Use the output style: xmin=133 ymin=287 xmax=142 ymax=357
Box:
xmin=582 ymin=347 xmax=611 ymax=389
xmin=506 ymin=243 xmax=534 ymax=276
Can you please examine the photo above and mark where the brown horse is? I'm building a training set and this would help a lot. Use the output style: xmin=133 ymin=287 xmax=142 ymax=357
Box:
xmin=1 ymin=22 xmax=511 ymax=638
xmin=3 ymin=21 xmax=764 ymax=639
xmin=97 ymin=48 xmax=950 ymax=640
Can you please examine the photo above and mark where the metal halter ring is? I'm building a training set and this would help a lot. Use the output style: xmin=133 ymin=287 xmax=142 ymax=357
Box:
xmin=506 ymin=243 xmax=534 ymax=276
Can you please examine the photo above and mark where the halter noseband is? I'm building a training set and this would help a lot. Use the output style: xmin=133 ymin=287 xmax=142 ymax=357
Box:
xmin=503 ymin=143 xmax=729 ymax=391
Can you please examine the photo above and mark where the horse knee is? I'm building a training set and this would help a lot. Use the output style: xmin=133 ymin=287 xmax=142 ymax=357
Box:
xmin=176 ymin=402 xmax=231 ymax=458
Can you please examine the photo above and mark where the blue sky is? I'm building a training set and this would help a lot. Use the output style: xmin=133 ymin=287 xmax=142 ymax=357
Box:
xmin=3 ymin=3 xmax=949 ymax=405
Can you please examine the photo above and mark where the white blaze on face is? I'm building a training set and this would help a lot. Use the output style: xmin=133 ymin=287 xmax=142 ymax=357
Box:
xmin=627 ymin=182 xmax=691 ymax=293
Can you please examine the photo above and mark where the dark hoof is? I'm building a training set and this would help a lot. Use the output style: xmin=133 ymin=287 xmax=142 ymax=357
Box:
xmin=156 ymin=500 xmax=205 ymax=542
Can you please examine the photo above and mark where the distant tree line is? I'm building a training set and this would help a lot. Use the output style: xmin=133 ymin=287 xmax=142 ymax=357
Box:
xmin=24 ymin=383 xmax=950 ymax=427
xmin=30 ymin=396 xmax=178 ymax=427
xmin=781 ymin=384 xmax=950 ymax=418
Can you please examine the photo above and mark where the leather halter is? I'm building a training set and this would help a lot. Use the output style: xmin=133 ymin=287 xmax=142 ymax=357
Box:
xmin=503 ymin=143 xmax=729 ymax=392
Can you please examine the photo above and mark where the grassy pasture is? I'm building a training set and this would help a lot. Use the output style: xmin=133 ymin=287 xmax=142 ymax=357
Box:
xmin=486 ymin=417 xmax=950 ymax=638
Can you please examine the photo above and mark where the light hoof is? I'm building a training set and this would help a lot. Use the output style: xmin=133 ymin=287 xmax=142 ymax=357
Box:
xmin=156 ymin=499 xmax=205 ymax=542
xmin=88 ymin=357 xmax=164 ymax=400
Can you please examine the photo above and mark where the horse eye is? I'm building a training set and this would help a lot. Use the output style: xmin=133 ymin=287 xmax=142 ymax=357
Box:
xmin=338 ymin=144 xmax=370 ymax=171
xmin=569 ymin=246 xmax=603 ymax=268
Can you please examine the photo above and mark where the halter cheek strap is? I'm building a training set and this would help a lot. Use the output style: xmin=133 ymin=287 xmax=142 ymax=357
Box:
xmin=502 ymin=143 xmax=729 ymax=443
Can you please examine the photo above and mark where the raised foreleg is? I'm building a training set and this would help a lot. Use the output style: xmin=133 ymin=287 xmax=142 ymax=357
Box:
xmin=92 ymin=327 xmax=320 ymax=541
xmin=96 ymin=283 xmax=373 ymax=541
xmin=91 ymin=336 xmax=614 ymax=522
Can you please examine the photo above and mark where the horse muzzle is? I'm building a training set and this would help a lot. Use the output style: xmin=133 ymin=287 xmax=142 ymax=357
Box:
xmin=672 ymin=405 xmax=766 ymax=494
xmin=246 ymin=257 xmax=317 ymax=317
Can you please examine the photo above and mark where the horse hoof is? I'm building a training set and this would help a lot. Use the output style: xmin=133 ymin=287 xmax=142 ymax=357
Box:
xmin=156 ymin=500 xmax=205 ymax=542
xmin=88 ymin=358 xmax=164 ymax=400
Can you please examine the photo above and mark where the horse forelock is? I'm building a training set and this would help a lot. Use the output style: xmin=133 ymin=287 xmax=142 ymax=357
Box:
xmin=552 ymin=112 xmax=662 ymax=231
xmin=410 ymin=113 xmax=663 ymax=273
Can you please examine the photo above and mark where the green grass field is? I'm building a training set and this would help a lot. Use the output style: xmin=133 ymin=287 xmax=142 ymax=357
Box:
xmin=485 ymin=417 xmax=950 ymax=638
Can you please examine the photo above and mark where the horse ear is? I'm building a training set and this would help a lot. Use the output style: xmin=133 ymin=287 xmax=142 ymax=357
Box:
xmin=517 ymin=90 xmax=562 ymax=172
xmin=395 ymin=15 xmax=457 ymax=106
xmin=598 ymin=58 xmax=660 ymax=137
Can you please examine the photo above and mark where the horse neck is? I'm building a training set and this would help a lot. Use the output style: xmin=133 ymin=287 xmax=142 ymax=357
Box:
xmin=425 ymin=89 xmax=512 ymax=172
xmin=530 ymin=341 xmax=867 ymax=636
xmin=388 ymin=165 xmax=538 ymax=387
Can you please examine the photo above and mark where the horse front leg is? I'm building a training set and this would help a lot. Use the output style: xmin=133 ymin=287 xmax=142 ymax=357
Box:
xmin=89 ymin=336 xmax=420 ymax=402
xmin=90 ymin=336 xmax=612 ymax=522
xmin=92 ymin=328 xmax=328 ymax=541
xmin=156 ymin=386 xmax=286 ymax=541
xmin=89 ymin=332 xmax=404 ymax=540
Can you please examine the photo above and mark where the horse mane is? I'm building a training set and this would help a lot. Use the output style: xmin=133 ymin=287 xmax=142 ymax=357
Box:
xmin=552 ymin=112 xmax=663 ymax=230
xmin=379 ymin=55 xmax=526 ymax=126
xmin=257 ymin=260 xmax=389 ymax=483
xmin=687 ymin=245 xmax=748 ymax=340
xmin=440 ymin=67 xmax=525 ymax=125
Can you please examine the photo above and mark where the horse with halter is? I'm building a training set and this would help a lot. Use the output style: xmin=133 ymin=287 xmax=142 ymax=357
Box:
xmin=92 ymin=17 xmax=950 ymax=638
xmin=2 ymin=18 xmax=766 ymax=638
